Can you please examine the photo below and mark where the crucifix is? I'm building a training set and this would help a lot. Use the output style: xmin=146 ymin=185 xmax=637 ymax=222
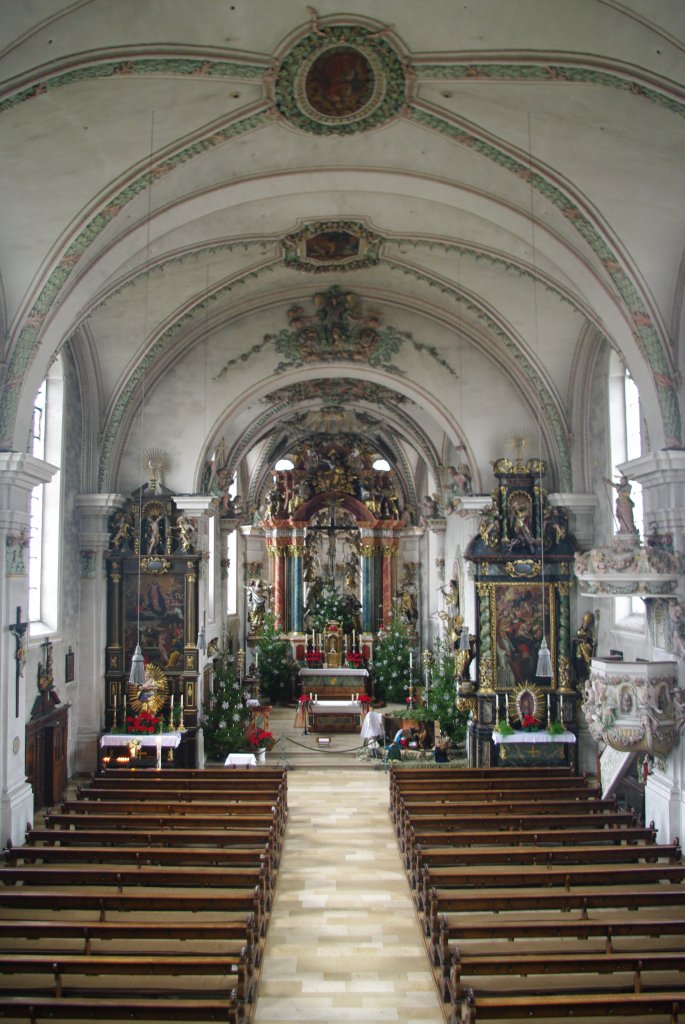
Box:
xmin=8 ymin=606 xmax=28 ymax=718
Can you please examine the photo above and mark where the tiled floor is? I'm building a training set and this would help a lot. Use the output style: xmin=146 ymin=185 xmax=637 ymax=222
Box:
xmin=254 ymin=768 xmax=445 ymax=1023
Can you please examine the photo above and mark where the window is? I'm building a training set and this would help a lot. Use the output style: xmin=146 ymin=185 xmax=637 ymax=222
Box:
xmin=28 ymin=358 xmax=64 ymax=633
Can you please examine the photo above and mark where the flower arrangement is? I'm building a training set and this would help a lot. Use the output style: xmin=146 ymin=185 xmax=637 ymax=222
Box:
xmin=298 ymin=693 xmax=312 ymax=706
xmin=520 ymin=714 xmax=540 ymax=732
xmin=126 ymin=710 xmax=162 ymax=735
xmin=494 ymin=718 xmax=514 ymax=736
xmin=547 ymin=718 xmax=564 ymax=735
xmin=247 ymin=727 xmax=275 ymax=752
xmin=305 ymin=649 xmax=323 ymax=668
xmin=357 ymin=693 xmax=371 ymax=706
xmin=345 ymin=651 xmax=365 ymax=668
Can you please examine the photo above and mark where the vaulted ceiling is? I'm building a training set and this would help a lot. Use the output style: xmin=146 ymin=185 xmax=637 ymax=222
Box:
xmin=1 ymin=1 xmax=683 ymax=506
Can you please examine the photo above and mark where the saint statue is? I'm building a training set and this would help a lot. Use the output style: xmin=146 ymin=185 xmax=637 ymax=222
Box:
xmin=572 ymin=611 xmax=597 ymax=686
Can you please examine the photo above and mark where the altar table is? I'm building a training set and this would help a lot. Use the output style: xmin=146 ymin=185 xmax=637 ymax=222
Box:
xmin=309 ymin=699 xmax=363 ymax=733
xmin=99 ymin=732 xmax=182 ymax=769
xmin=224 ymin=753 xmax=257 ymax=767
xmin=492 ymin=729 xmax=576 ymax=767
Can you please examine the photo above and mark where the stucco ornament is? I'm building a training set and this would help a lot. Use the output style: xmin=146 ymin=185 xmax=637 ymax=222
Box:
xmin=582 ymin=667 xmax=682 ymax=756
xmin=574 ymin=534 xmax=681 ymax=596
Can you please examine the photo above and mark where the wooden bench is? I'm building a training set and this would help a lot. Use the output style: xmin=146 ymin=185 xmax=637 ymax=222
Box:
xmin=448 ymin=946 xmax=685 ymax=1001
xmin=0 ymin=916 xmax=261 ymax=965
xmin=434 ymin=913 xmax=685 ymax=975
xmin=25 ymin=824 xmax=280 ymax=866
xmin=0 ymin=993 xmax=241 ymax=1022
xmin=44 ymin=809 xmax=282 ymax=833
xmin=456 ymin=989 xmax=683 ymax=1023
xmin=409 ymin=840 xmax=681 ymax=890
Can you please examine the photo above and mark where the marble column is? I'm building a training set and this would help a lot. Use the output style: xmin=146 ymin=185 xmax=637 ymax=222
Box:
xmin=0 ymin=453 xmax=56 ymax=845
xmin=74 ymin=493 xmax=126 ymax=773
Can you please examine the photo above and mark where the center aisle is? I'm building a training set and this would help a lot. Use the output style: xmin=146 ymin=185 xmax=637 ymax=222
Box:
xmin=254 ymin=768 xmax=445 ymax=1024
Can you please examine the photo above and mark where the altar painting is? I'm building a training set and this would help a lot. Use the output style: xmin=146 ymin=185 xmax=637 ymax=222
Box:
xmin=493 ymin=583 xmax=555 ymax=689
xmin=124 ymin=572 xmax=186 ymax=672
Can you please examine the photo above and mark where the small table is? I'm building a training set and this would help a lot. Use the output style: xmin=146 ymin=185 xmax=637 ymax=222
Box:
xmin=309 ymin=699 xmax=363 ymax=733
xmin=224 ymin=753 xmax=257 ymax=767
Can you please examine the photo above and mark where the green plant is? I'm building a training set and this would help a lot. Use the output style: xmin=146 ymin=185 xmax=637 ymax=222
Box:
xmin=547 ymin=718 xmax=564 ymax=735
xmin=372 ymin=604 xmax=417 ymax=703
xmin=420 ymin=631 xmax=469 ymax=741
xmin=494 ymin=718 xmax=515 ymax=736
xmin=202 ymin=643 xmax=251 ymax=760
xmin=254 ymin=612 xmax=296 ymax=703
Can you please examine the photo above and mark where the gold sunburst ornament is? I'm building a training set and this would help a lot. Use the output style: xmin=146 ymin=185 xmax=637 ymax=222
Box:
xmin=127 ymin=662 xmax=169 ymax=716
xmin=510 ymin=682 xmax=545 ymax=725
xmin=143 ymin=448 xmax=170 ymax=494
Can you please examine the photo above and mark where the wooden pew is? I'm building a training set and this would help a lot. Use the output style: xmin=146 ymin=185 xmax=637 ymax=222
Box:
xmin=448 ymin=946 xmax=685 ymax=1001
xmin=0 ymin=862 xmax=272 ymax=916
xmin=0 ymin=949 xmax=255 ymax=1000
xmin=0 ymin=993 xmax=240 ymax=1022
xmin=456 ymin=989 xmax=683 ymax=1024
xmin=0 ymin=916 xmax=261 ymax=965
xmin=44 ymin=809 xmax=281 ymax=834
xmin=409 ymin=840 xmax=681 ymax=890
xmin=401 ymin=823 xmax=657 ymax=860
xmin=434 ymin=913 xmax=685 ymax=973
xmin=415 ymin=859 xmax=685 ymax=912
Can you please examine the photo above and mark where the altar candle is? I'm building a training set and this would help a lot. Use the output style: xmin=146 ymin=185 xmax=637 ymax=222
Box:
xmin=112 ymin=689 xmax=116 ymax=711
xmin=547 ymin=693 xmax=551 ymax=719
xmin=310 ymin=692 xmax=313 ymax=701
xmin=180 ymin=694 xmax=184 ymax=710
xmin=170 ymin=694 xmax=174 ymax=715
xmin=353 ymin=629 xmax=356 ymax=647
xmin=559 ymin=694 xmax=564 ymax=720
xmin=409 ymin=652 xmax=413 ymax=671
xmin=505 ymin=693 xmax=509 ymax=719
xmin=315 ymin=693 xmax=318 ymax=702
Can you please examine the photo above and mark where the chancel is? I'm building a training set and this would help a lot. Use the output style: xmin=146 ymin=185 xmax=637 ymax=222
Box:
xmin=1 ymin=4 xmax=684 ymax=1022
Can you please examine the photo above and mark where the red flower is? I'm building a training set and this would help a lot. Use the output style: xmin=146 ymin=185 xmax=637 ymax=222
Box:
xmin=521 ymin=714 xmax=539 ymax=730
xmin=126 ymin=710 xmax=162 ymax=735
xmin=357 ymin=694 xmax=371 ymax=705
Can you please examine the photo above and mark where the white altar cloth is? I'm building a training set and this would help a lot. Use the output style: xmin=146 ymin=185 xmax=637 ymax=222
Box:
xmin=224 ymin=753 xmax=257 ymax=767
xmin=311 ymin=700 xmax=361 ymax=715
xmin=300 ymin=668 xmax=368 ymax=678
xmin=100 ymin=732 xmax=182 ymax=748
xmin=492 ymin=730 xmax=576 ymax=745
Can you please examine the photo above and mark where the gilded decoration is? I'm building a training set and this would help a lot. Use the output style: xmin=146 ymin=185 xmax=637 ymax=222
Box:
xmin=510 ymin=682 xmax=546 ymax=725
xmin=283 ymin=220 xmax=382 ymax=273
xmin=274 ymin=22 xmax=406 ymax=135
xmin=127 ymin=662 xmax=169 ymax=717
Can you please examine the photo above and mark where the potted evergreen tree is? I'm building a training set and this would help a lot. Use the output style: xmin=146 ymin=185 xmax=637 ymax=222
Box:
xmin=254 ymin=613 xmax=297 ymax=704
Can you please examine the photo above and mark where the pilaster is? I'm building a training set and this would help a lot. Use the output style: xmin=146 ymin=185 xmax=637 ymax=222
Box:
xmin=0 ymin=454 xmax=56 ymax=845
xmin=73 ymin=494 xmax=126 ymax=773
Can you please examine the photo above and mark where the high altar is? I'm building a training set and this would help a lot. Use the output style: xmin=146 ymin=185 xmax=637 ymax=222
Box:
xmin=299 ymin=622 xmax=369 ymax=731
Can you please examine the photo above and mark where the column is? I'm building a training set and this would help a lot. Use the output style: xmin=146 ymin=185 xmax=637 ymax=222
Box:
xmin=267 ymin=532 xmax=288 ymax=631
xmin=288 ymin=529 xmax=305 ymax=634
xmin=0 ymin=453 xmax=56 ymax=846
xmin=74 ymin=493 xmax=127 ymax=773
xmin=381 ymin=540 xmax=399 ymax=625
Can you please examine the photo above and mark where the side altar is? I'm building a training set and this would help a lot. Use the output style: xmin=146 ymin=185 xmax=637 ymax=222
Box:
xmin=463 ymin=455 xmax=579 ymax=769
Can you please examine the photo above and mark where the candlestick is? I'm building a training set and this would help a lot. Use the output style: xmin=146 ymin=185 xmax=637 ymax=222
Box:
xmin=505 ymin=693 xmax=509 ymax=722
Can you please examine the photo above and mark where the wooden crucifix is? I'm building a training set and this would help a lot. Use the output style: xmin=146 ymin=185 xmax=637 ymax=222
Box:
xmin=8 ymin=606 xmax=28 ymax=718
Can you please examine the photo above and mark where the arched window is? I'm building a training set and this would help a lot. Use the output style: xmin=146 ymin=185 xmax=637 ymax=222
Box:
xmin=28 ymin=356 xmax=64 ymax=633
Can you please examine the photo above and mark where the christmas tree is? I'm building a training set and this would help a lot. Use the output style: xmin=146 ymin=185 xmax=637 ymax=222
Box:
xmin=202 ymin=642 xmax=251 ymax=761
xmin=420 ymin=631 xmax=469 ymax=741
xmin=254 ymin=612 xmax=295 ymax=703
xmin=372 ymin=602 xmax=417 ymax=703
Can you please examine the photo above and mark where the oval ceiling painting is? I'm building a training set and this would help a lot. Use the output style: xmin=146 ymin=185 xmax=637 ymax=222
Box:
xmin=275 ymin=25 xmax=406 ymax=135
xmin=304 ymin=47 xmax=375 ymax=119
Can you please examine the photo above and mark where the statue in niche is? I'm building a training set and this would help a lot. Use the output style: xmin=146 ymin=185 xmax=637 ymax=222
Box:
xmin=175 ymin=515 xmax=197 ymax=553
xmin=668 ymin=602 xmax=685 ymax=660
xmin=245 ymin=577 xmax=272 ymax=633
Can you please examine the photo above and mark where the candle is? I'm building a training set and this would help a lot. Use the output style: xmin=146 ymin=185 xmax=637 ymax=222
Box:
xmin=170 ymin=694 xmax=174 ymax=715
xmin=255 ymin=649 xmax=259 ymax=668
xmin=505 ymin=693 xmax=509 ymax=721
xmin=547 ymin=693 xmax=551 ymax=719
xmin=559 ymin=694 xmax=564 ymax=720
xmin=180 ymin=694 xmax=184 ymax=710
xmin=112 ymin=689 xmax=117 ymax=710
xmin=315 ymin=693 xmax=318 ymax=702
xmin=310 ymin=692 xmax=313 ymax=701
xmin=409 ymin=652 xmax=413 ymax=671
xmin=353 ymin=629 xmax=356 ymax=647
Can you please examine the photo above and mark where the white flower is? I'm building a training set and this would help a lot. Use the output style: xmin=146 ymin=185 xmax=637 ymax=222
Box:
xmin=219 ymin=719 xmax=227 ymax=729
xmin=233 ymin=712 xmax=241 ymax=722
xmin=222 ymin=701 xmax=230 ymax=710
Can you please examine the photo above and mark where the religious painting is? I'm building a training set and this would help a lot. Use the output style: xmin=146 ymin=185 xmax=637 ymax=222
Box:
xmin=305 ymin=229 xmax=361 ymax=263
xmin=124 ymin=571 xmax=186 ymax=674
xmin=492 ymin=582 xmax=555 ymax=689
xmin=305 ymin=47 xmax=375 ymax=118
